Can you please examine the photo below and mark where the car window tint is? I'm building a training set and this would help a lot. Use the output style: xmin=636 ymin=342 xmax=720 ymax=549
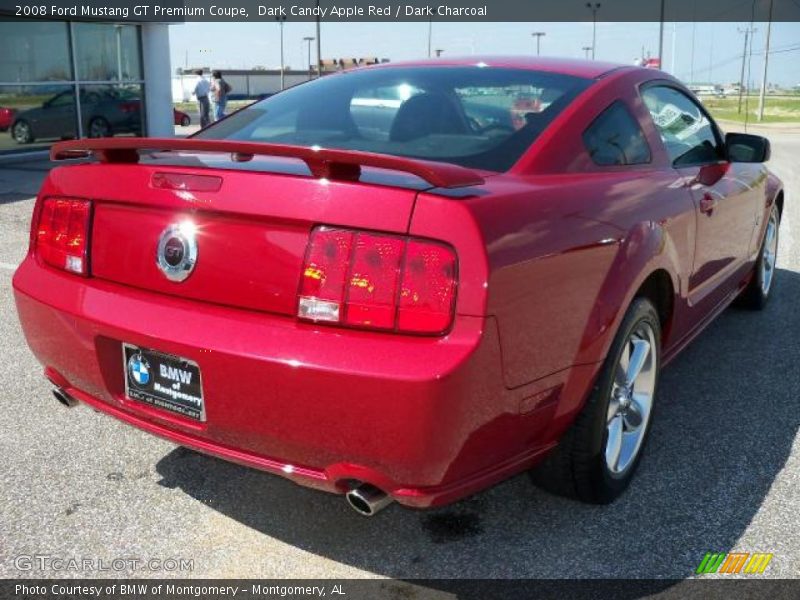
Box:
xmin=49 ymin=92 xmax=74 ymax=108
xmin=583 ymin=101 xmax=651 ymax=166
xmin=196 ymin=67 xmax=592 ymax=172
xmin=349 ymin=84 xmax=423 ymax=141
xmin=641 ymin=86 xmax=722 ymax=166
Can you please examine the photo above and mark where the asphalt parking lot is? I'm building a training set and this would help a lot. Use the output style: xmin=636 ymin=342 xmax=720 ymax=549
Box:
xmin=0 ymin=127 xmax=798 ymax=582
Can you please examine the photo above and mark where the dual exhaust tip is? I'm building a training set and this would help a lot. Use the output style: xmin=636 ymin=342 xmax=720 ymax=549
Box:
xmin=53 ymin=385 xmax=391 ymax=516
xmin=345 ymin=483 xmax=392 ymax=516
xmin=53 ymin=387 xmax=78 ymax=408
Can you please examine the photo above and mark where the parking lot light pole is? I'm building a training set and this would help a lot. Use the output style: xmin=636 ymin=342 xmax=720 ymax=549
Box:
xmin=582 ymin=46 xmax=592 ymax=59
xmin=276 ymin=16 xmax=287 ymax=90
xmin=303 ymin=36 xmax=315 ymax=80
xmin=657 ymin=0 xmax=665 ymax=67
xmin=316 ymin=0 xmax=322 ymax=77
xmin=586 ymin=3 xmax=600 ymax=59
xmin=427 ymin=20 xmax=433 ymax=58
xmin=532 ymin=32 xmax=546 ymax=56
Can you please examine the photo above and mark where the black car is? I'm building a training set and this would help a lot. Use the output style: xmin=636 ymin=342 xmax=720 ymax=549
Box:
xmin=11 ymin=87 xmax=142 ymax=144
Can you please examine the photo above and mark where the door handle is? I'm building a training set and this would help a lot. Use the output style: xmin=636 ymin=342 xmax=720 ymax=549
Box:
xmin=700 ymin=193 xmax=717 ymax=215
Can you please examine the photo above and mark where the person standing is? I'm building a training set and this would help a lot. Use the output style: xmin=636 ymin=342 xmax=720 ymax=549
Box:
xmin=192 ymin=69 xmax=211 ymax=128
xmin=210 ymin=70 xmax=231 ymax=122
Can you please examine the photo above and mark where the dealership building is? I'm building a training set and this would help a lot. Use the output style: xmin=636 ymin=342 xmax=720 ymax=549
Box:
xmin=0 ymin=16 xmax=173 ymax=156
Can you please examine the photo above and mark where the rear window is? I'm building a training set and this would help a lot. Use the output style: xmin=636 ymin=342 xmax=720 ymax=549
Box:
xmin=196 ymin=66 xmax=591 ymax=172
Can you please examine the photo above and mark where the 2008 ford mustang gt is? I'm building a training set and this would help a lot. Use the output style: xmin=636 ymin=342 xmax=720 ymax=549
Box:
xmin=14 ymin=58 xmax=783 ymax=515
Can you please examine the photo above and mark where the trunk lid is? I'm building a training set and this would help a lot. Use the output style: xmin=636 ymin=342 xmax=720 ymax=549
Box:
xmin=46 ymin=138 xmax=484 ymax=318
xmin=52 ymin=157 xmax=418 ymax=317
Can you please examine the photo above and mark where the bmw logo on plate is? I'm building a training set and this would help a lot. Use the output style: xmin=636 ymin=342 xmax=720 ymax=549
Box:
xmin=127 ymin=353 xmax=151 ymax=387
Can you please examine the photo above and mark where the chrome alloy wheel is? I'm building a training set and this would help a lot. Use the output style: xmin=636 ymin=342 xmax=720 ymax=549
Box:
xmin=13 ymin=121 xmax=31 ymax=143
xmin=760 ymin=209 xmax=779 ymax=296
xmin=605 ymin=322 xmax=658 ymax=477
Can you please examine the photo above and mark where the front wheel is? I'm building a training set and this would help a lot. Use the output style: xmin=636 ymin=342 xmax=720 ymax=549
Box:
xmin=181 ymin=115 xmax=190 ymax=127
xmin=738 ymin=205 xmax=780 ymax=310
xmin=12 ymin=120 xmax=34 ymax=144
xmin=532 ymin=297 xmax=661 ymax=504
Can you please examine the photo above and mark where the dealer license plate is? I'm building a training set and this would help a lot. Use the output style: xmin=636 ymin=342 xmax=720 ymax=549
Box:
xmin=123 ymin=343 xmax=205 ymax=421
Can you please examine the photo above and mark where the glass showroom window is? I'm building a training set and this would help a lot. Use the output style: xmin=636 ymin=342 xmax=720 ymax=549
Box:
xmin=0 ymin=21 xmax=72 ymax=82
xmin=0 ymin=19 xmax=144 ymax=153
xmin=73 ymin=23 xmax=143 ymax=82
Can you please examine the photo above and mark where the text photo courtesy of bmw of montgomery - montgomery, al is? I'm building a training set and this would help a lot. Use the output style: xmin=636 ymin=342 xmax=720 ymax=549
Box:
xmin=1 ymin=0 xmax=800 ymax=595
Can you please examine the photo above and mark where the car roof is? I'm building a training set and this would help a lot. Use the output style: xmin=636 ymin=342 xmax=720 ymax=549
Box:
xmin=361 ymin=56 xmax=634 ymax=79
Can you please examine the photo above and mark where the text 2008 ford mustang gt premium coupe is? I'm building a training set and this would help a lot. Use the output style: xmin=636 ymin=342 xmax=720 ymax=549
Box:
xmin=14 ymin=58 xmax=783 ymax=515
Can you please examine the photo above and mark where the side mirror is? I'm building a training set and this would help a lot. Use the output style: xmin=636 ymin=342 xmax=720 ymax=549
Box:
xmin=725 ymin=132 xmax=770 ymax=163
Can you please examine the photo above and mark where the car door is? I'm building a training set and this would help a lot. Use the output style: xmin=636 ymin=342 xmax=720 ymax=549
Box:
xmin=37 ymin=91 xmax=78 ymax=140
xmin=641 ymin=84 xmax=761 ymax=310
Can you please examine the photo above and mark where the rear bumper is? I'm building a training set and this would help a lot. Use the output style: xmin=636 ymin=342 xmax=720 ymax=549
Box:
xmin=13 ymin=256 xmax=559 ymax=507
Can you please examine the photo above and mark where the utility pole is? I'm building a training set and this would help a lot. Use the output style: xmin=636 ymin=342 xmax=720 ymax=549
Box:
xmin=708 ymin=24 xmax=714 ymax=83
xmin=582 ymin=46 xmax=592 ymax=59
xmin=758 ymin=0 xmax=774 ymax=121
xmin=689 ymin=20 xmax=696 ymax=84
xmin=657 ymin=0 xmax=665 ymax=67
xmin=303 ymin=36 xmax=315 ymax=80
xmin=531 ymin=32 xmax=546 ymax=56
xmin=586 ymin=3 xmax=600 ymax=59
xmin=737 ymin=26 xmax=756 ymax=114
xmin=670 ymin=22 xmax=676 ymax=73
xmin=316 ymin=0 xmax=322 ymax=78
xmin=276 ymin=15 xmax=286 ymax=90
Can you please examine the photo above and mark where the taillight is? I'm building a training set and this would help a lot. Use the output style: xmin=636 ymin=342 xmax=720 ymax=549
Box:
xmin=298 ymin=226 xmax=457 ymax=335
xmin=35 ymin=197 xmax=91 ymax=276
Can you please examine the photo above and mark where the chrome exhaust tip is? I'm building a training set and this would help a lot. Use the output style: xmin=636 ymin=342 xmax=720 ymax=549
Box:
xmin=53 ymin=388 xmax=78 ymax=408
xmin=346 ymin=483 xmax=392 ymax=516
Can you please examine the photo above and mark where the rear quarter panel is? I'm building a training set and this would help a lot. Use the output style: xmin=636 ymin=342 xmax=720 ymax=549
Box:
xmin=459 ymin=172 xmax=693 ymax=390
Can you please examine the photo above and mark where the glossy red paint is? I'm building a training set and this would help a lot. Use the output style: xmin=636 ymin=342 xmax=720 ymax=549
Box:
xmin=366 ymin=55 xmax=626 ymax=79
xmin=50 ymin=137 xmax=487 ymax=188
xmin=173 ymin=108 xmax=190 ymax=126
xmin=13 ymin=59 xmax=783 ymax=508
xmin=0 ymin=106 xmax=14 ymax=131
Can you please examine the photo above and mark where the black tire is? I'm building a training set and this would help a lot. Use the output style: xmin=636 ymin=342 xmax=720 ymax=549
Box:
xmin=532 ymin=297 xmax=661 ymax=504
xmin=88 ymin=117 xmax=111 ymax=138
xmin=737 ymin=205 xmax=780 ymax=310
xmin=12 ymin=120 xmax=34 ymax=144
xmin=181 ymin=115 xmax=191 ymax=127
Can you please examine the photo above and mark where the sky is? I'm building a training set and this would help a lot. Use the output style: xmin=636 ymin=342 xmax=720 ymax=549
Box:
xmin=169 ymin=21 xmax=800 ymax=87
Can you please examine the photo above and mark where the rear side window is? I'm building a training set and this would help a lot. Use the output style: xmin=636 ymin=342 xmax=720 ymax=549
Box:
xmin=583 ymin=101 xmax=650 ymax=166
xmin=641 ymin=85 xmax=723 ymax=166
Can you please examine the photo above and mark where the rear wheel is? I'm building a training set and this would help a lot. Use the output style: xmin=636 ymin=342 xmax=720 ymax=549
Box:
xmin=181 ymin=115 xmax=191 ymax=127
xmin=88 ymin=117 xmax=111 ymax=138
xmin=532 ymin=298 xmax=660 ymax=503
xmin=738 ymin=205 xmax=779 ymax=310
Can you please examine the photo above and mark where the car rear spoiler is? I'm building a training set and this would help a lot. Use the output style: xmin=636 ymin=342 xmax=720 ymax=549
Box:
xmin=50 ymin=137 xmax=485 ymax=190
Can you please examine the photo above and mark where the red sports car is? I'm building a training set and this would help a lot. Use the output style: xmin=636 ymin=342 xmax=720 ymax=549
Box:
xmin=0 ymin=106 xmax=15 ymax=132
xmin=174 ymin=108 xmax=191 ymax=127
xmin=13 ymin=58 xmax=783 ymax=515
